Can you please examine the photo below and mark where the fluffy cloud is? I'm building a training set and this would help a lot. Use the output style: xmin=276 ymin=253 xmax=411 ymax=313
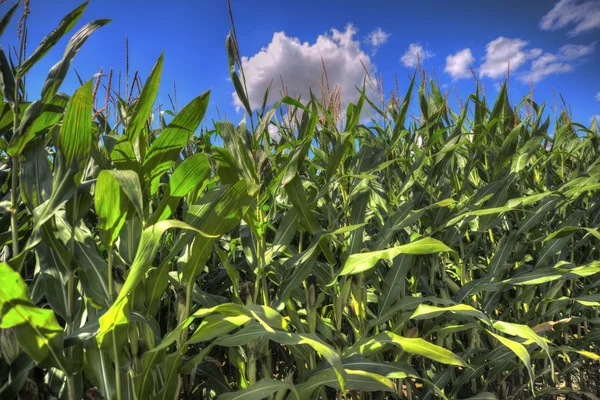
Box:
xmin=444 ymin=48 xmax=474 ymax=79
xmin=365 ymin=28 xmax=390 ymax=55
xmin=399 ymin=43 xmax=434 ymax=68
xmin=232 ymin=24 xmax=376 ymax=111
xmin=595 ymin=92 xmax=600 ymax=101
xmin=520 ymin=42 xmax=595 ymax=82
xmin=539 ymin=0 xmax=600 ymax=36
xmin=480 ymin=37 xmax=542 ymax=79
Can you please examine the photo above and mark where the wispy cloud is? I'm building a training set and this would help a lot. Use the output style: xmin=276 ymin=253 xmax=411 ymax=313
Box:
xmin=444 ymin=48 xmax=474 ymax=79
xmin=539 ymin=0 xmax=600 ymax=36
xmin=479 ymin=37 xmax=542 ymax=79
xmin=596 ymin=92 xmax=600 ymax=101
xmin=558 ymin=42 xmax=596 ymax=59
xmin=520 ymin=53 xmax=573 ymax=82
xmin=400 ymin=43 xmax=434 ymax=68
xmin=520 ymin=42 xmax=595 ymax=82
xmin=365 ymin=28 xmax=390 ymax=55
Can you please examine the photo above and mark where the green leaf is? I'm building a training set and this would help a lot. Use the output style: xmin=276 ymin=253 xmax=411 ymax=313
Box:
xmin=191 ymin=303 xmax=287 ymax=332
xmin=410 ymin=304 xmax=492 ymax=326
xmin=226 ymin=33 xmax=252 ymax=117
xmin=296 ymin=369 xmax=394 ymax=399
xmin=127 ymin=53 xmax=163 ymax=142
xmin=503 ymin=261 xmax=600 ymax=286
xmin=97 ymin=220 xmax=218 ymax=348
xmin=338 ymin=237 xmax=453 ymax=276
xmin=0 ymin=2 xmax=20 ymax=38
xmin=58 ymin=78 xmax=93 ymax=184
xmin=95 ymin=170 xmax=130 ymax=246
xmin=218 ymin=121 xmax=257 ymax=183
xmin=487 ymin=330 xmax=534 ymax=388
xmin=0 ymin=47 xmax=15 ymax=106
xmin=0 ymin=263 xmax=68 ymax=370
xmin=20 ymin=139 xmax=52 ymax=210
xmin=218 ymin=378 xmax=299 ymax=400
xmin=142 ymin=91 xmax=210 ymax=195
xmin=169 ymin=152 xmax=211 ymax=197
xmin=186 ymin=315 xmax=251 ymax=345
xmin=18 ymin=1 xmax=89 ymax=78
xmin=41 ymin=19 xmax=111 ymax=101
xmin=344 ymin=331 xmax=467 ymax=367
xmin=152 ymin=352 xmax=182 ymax=400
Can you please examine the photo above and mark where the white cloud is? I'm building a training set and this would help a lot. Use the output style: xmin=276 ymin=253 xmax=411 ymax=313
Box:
xmin=365 ymin=28 xmax=390 ymax=55
xmin=539 ymin=0 xmax=600 ymax=36
xmin=400 ymin=43 xmax=434 ymax=68
xmin=480 ymin=37 xmax=542 ymax=79
xmin=444 ymin=48 xmax=474 ymax=79
xmin=520 ymin=53 xmax=572 ymax=82
xmin=558 ymin=42 xmax=596 ymax=59
xmin=520 ymin=42 xmax=595 ymax=82
xmin=596 ymin=92 xmax=600 ymax=101
xmin=232 ymin=24 xmax=376 ymax=111
xmin=268 ymin=124 xmax=280 ymax=140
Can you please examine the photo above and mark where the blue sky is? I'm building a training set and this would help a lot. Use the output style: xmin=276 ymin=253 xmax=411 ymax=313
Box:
xmin=1 ymin=0 xmax=599 ymax=126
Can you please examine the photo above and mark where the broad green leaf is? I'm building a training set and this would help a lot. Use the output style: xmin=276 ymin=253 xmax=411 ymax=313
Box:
xmin=143 ymin=91 xmax=210 ymax=194
xmin=410 ymin=304 xmax=492 ymax=326
xmin=379 ymin=254 xmax=413 ymax=315
xmin=169 ymin=152 xmax=211 ymax=197
xmin=20 ymin=139 xmax=52 ymax=210
xmin=127 ymin=53 xmax=163 ymax=142
xmin=58 ymin=78 xmax=93 ymax=184
xmin=41 ymin=19 xmax=111 ymax=101
xmin=0 ymin=47 xmax=15 ymax=106
xmin=296 ymin=369 xmax=394 ymax=399
xmin=186 ymin=315 xmax=251 ymax=345
xmin=0 ymin=263 xmax=68 ymax=370
xmin=95 ymin=170 xmax=130 ymax=246
xmin=152 ymin=352 xmax=182 ymax=400
xmin=487 ymin=331 xmax=534 ymax=388
xmin=218 ymin=378 xmax=299 ymax=400
xmin=0 ymin=2 xmax=19 ymax=38
xmin=97 ymin=220 xmax=218 ymax=347
xmin=191 ymin=303 xmax=287 ymax=332
xmin=503 ymin=261 xmax=600 ymax=285
xmin=338 ymin=237 xmax=453 ymax=276
xmin=17 ymin=1 xmax=88 ymax=78
xmin=344 ymin=331 xmax=467 ymax=367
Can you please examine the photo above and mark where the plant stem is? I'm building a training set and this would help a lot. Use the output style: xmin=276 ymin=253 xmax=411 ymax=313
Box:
xmin=107 ymin=249 xmax=122 ymax=400
xmin=108 ymin=248 xmax=114 ymax=303
xmin=66 ymin=375 xmax=76 ymax=400
xmin=10 ymin=155 xmax=19 ymax=257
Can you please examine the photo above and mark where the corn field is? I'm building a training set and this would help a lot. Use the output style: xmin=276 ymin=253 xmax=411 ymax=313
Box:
xmin=1 ymin=2 xmax=600 ymax=399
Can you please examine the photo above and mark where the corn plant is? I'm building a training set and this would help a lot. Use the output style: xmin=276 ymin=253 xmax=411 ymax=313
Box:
xmin=1 ymin=2 xmax=600 ymax=399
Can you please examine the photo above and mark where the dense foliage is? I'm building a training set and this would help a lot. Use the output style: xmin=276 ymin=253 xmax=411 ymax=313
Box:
xmin=1 ymin=2 xmax=600 ymax=399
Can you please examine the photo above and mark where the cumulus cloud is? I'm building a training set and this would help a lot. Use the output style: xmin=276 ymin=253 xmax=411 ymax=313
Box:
xmin=595 ymin=92 xmax=600 ymax=101
xmin=539 ymin=0 xmax=600 ymax=36
xmin=520 ymin=42 xmax=595 ymax=82
xmin=232 ymin=24 xmax=376 ymax=111
xmin=480 ymin=37 xmax=542 ymax=79
xmin=444 ymin=48 xmax=474 ymax=79
xmin=400 ymin=43 xmax=434 ymax=68
xmin=365 ymin=28 xmax=390 ymax=55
